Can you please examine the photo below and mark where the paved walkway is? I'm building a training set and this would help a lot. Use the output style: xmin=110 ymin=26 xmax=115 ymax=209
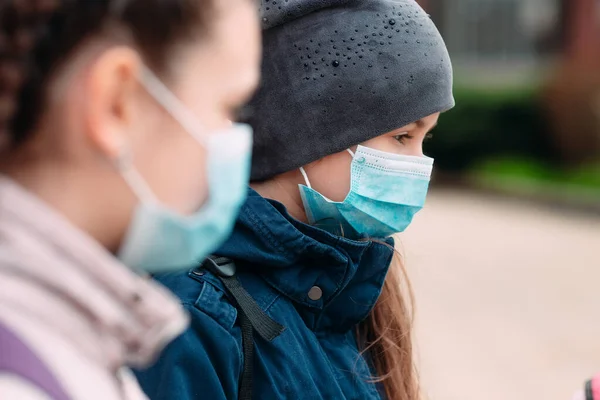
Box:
xmin=401 ymin=189 xmax=600 ymax=400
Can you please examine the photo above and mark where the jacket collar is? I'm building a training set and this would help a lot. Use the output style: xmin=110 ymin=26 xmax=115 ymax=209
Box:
xmin=216 ymin=188 xmax=395 ymax=331
xmin=0 ymin=176 xmax=188 ymax=369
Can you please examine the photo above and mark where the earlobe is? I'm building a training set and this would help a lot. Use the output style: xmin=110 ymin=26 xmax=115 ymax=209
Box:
xmin=81 ymin=46 xmax=143 ymax=160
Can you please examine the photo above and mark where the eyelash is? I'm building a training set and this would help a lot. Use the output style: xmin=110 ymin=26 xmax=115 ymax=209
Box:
xmin=394 ymin=134 xmax=413 ymax=144
xmin=394 ymin=132 xmax=434 ymax=144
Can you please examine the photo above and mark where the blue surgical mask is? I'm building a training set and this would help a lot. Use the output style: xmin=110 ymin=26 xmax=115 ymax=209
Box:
xmin=298 ymin=145 xmax=433 ymax=238
xmin=116 ymin=66 xmax=253 ymax=273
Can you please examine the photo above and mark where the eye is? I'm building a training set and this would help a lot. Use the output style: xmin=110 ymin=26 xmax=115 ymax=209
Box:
xmin=394 ymin=133 xmax=413 ymax=144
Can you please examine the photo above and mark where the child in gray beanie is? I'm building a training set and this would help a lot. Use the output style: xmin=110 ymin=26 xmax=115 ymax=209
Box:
xmin=135 ymin=1 xmax=454 ymax=400
xmin=249 ymin=0 xmax=454 ymax=181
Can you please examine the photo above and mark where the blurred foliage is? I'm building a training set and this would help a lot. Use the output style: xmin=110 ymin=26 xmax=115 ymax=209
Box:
xmin=473 ymin=156 xmax=600 ymax=190
xmin=425 ymin=86 xmax=558 ymax=171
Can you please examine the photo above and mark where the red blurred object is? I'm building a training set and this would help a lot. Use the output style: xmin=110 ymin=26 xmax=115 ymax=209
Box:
xmin=584 ymin=373 xmax=600 ymax=400
xmin=542 ymin=0 xmax=600 ymax=164
xmin=564 ymin=0 xmax=600 ymax=68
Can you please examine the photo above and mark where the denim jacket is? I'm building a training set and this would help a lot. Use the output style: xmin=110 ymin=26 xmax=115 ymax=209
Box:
xmin=135 ymin=188 xmax=395 ymax=399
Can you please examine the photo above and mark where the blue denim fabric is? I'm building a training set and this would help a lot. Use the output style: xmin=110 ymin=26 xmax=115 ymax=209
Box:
xmin=134 ymin=188 xmax=395 ymax=400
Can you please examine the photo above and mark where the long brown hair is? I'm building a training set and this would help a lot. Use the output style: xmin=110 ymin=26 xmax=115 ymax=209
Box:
xmin=357 ymin=248 xmax=419 ymax=400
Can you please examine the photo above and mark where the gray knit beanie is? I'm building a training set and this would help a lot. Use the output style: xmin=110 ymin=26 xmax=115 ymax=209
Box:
xmin=248 ymin=0 xmax=454 ymax=181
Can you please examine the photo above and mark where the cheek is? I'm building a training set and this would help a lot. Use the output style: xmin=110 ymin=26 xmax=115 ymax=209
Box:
xmin=131 ymin=118 xmax=209 ymax=214
xmin=307 ymin=154 xmax=353 ymax=202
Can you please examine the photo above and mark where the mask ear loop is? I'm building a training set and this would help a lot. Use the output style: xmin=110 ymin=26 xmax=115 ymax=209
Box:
xmin=300 ymin=148 xmax=355 ymax=189
xmin=117 ymin=147 xmax=160 ymax=206
xmin=299 ymin=167 xmax=312 ymax=189
xmin=138 ymin=66 xmax=208 ymax=147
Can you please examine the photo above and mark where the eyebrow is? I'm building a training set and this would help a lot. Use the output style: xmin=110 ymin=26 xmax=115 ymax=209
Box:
xmin=421 ymin=121 xmax=438 ymax=132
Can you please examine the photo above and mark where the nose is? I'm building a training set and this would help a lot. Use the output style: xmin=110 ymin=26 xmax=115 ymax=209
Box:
xmin=407 ymin=136 xmax=425 ymax=157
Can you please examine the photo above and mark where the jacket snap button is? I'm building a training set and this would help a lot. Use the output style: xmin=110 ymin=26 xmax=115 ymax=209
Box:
xmin=308 ymin=286 xmax=323 ymax=301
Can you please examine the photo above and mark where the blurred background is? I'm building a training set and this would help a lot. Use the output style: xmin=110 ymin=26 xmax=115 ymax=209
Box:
xmin=404 ymin=0 xmax=600 ymax=399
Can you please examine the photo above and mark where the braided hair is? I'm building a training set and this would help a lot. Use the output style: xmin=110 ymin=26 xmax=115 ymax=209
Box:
xmin=0 ymin=0 xmax=214 ymax=151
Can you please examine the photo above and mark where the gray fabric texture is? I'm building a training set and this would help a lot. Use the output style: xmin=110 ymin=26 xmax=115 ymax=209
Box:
xmin=249 ymin=0 xmax=454 ymax=181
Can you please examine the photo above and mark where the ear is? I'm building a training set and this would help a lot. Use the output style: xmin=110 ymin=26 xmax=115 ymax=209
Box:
xmin=80 ymin=46 xmax=143 ymax=160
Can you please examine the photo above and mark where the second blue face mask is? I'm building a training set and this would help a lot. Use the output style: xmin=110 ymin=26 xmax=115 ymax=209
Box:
xmin=298 ymin=146 xmax=433 ymax=238
xmin=116 ymin=67 xmax=253 ymax=273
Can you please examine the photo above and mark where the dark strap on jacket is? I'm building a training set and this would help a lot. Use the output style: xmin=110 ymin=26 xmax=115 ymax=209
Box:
xmin=0 ymin=321 xmax=71 ymax=400
xmin=237 ymin=309 xmax=254 ymax=400
xmin=202 ymin=256 xmax=285 ymax=400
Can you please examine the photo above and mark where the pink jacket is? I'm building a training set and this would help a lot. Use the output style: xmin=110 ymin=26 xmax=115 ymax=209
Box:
xmin=0 ymin=176 xmax=188 ymax=399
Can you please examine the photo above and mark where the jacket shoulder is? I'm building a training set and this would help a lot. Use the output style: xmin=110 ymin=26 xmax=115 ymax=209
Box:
xmin=154 ymin=270 xmax=239 ymax=333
